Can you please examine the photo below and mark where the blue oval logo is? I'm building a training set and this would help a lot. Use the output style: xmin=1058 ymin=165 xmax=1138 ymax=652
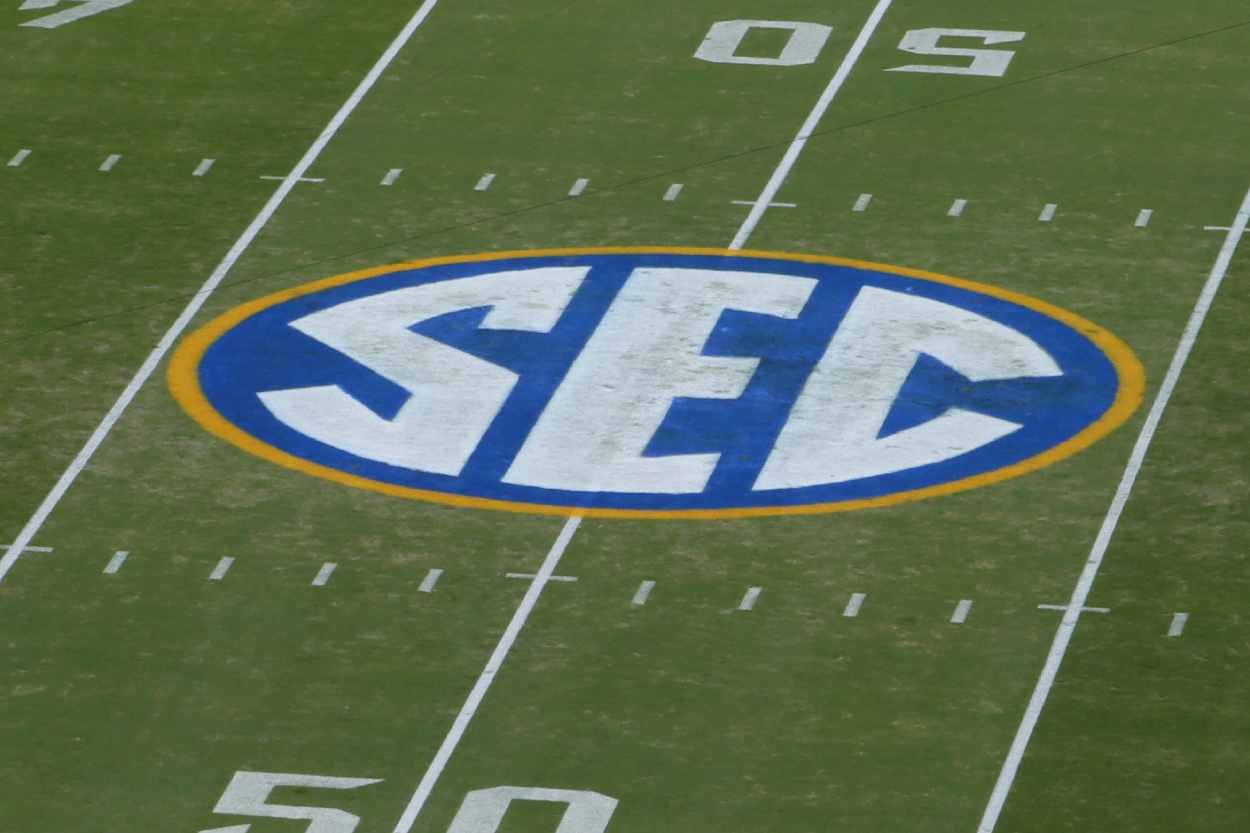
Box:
xmin=170 ymin=248 xmax=1143 ymax=518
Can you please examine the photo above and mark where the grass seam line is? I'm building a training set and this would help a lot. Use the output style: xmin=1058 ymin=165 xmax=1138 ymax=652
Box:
xmin=975 ymin=178 xmax=1250 ymax=833
xmin=0 ymin=0 xmax=447 ymax=586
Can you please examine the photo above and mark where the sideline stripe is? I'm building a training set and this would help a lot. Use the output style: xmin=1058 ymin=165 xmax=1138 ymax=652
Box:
xmin=728 ymin=0 xmax=895 ymax=250
xmin=8 ymin=149 xmax=31 ymax=167
xmin=103 ymin=551 xmax=128 ymax=574
xmin=976 ymin=180 xmax=1250 ymax=833
xmin=418 ymin=568 xmax=443 ymax=593
xmin=0 ymin=0 xmax=447 ymax=587
xmin=1167 ymin=612 xmax=1188 ymax=637
xmin=393 ymin=516 xmax=582 ymax=833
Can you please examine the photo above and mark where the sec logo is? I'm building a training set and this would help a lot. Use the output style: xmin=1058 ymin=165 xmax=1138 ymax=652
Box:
xmin=169 ymin=248 xmax=1143 ymax=518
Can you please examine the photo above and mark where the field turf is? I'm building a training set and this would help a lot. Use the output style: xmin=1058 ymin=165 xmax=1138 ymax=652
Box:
xmin=3 ymin=1 xmax=1250 ymax=832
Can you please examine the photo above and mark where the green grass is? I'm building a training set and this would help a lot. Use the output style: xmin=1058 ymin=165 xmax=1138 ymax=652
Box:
xmin=3 ymin=0 xmax=1250 ymax=831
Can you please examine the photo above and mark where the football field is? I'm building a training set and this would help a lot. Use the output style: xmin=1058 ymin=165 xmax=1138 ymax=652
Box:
xmin=3 ymin=1 xmax=1250 ymax=831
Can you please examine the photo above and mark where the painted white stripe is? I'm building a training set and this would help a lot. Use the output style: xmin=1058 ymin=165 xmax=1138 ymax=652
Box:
xmin=739 ymin=586 xmax=762 ymax=611
xmin=1135 ymin=208 xmax=1153 ymax=227
xmin=663 ymin=184 xmax=683 ymax=201
xmin=505 ymin=572 xmax=577 ymax=582
xmin=312 ymin=562 xmax=337 ymax=586
xmin=417 ymin=568 xmax=443 ymax=593
xmin=632 ymin=580 xmax=656 ymax=605
xmin=951 ymin=599 xmax=973 ymax=624
xmin=474 ymin=173 xmax=495 ymax=191
xmin=1038 ymin=203 xmax=1057 ymax=222
xmin=0 ymin=0 xmax=447 ymax=587
xmin=99 ymin=154 xmax=121 ymax=172
xmin=208 ymin=556 xmax=234 ymax=581
xmin=728 ymin=0 xmax=894 ymax=249
xmin=976 ymin=181 xmax=1250 ymax=833
xmin=258 ymin=175 xmax=325 ymax=183
xmin=843 ymin=592 xmax=866 ymax=617
xmin=1038 ymin=604 xmax=1109 ymax=613
xmin=193 ymin=158 xmax=215 ymax=177
xmin=103 ymin=551 xmax=128 ymax=574
xmin=8 ymin=149 xmax=31 ymax=167
xmin=1167 ymin=612 xmax=1188 ymax=637
xmin=393 ymin=516 xmax=581 ymax=833
xmin=731 ymin=200 xmax=796 ymax=208
xmin=382 ymin=168 xmax=403 ymax=186
xmin=948 ymin=198 xmax=968 ymax=217
xmin=569 ymin=178 xmax=589 ymax=196
xmin=1 ymin=544 xmax=52 ymax=553
xmin=852 ymin=193 xmax=873 ymax=212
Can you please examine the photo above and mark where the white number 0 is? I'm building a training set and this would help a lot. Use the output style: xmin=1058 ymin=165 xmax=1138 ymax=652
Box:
xmin=885 ymin=28 xmax=1026 ymax=78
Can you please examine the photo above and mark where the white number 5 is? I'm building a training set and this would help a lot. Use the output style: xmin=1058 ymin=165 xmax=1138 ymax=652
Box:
xmin=885 ymin=28 xmax=1026 ymax=77
xmin=199 ymin=771 xmax=383 ymax=833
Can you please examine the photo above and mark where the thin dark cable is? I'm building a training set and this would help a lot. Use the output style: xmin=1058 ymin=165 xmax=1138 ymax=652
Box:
xmin=4 ymin=16 xmax=1249 ymax=349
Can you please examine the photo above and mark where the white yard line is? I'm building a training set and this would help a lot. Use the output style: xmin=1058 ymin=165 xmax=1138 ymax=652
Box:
xmin=312 ymin=562 xmax=337 ymax=586
xmin=208 ymin=556 xmax=234 ymax=581
xmin=739 ymin=586 xmax=763 ymax=611
xmin=0 ymin=0 xmax=447 ymax=587
xmin=8 ymin=149 xmax=32 ymax=167
xmin=853 ymin=193 xmax=873 ymax=212
xmin=99 ymin=154 xmax=121 ymax=172
xmin=393 ymin=8 xmax=895 ymax=827
xmin=1167 ymin=612 xmax=1188 ymax=637
xmin=393 ymin=516 xmax=582 ymax=833
xmin=569 ymin=178 xmax=590 ymax=196
xmin=976 ymin=180 xmax=1250 ymax=833
xmin=842 ymin=592 xmax=866 ymax=617
xmin=193 ymin=158 xmax=215 ymax=177
xmin=103 ymin=551 xmax=128 ymax=574
xmin=1135 ymin=208 xmax=1153 ymax=227
xmin=663 ymin=184 xmax=684 ymax=201
xmin=728 ymin=0 xmax=895 ymax=250
xmin=632 ymin=579 xmax=656 ymax=605
xmin=951 ymin=599 xmax=973 ymax=624
xmin=1038 ymin=203 xmax=1057 ymax=222
xmin=474 ymin=173 xmax=496 ymax=191
xmin=417 ymin=568 xmax=444 ymax=593
xmin=948 ymin=198 xmax=968 ymax=217
xmin=382 ymin=168 xmax=403 ymax=186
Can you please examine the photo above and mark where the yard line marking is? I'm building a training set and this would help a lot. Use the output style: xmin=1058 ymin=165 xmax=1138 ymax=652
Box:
xmin=1 ymin=544 xmax=52 ymax=553
xmin=569 ymin=178 xmax=590 ymax=196
xmin=382 ymin=168 xmax=403 ymax=186
xmin=259 ymin=175 xmax=325 ymax=183
xmin=1038 ymin=203 xmax=1057 ymax=222
xmin=393 ymin=516 xmax=582 ymax=833
xmin=852 ymin=193 xmax=873 ymax=212
xmin=739 ymin=586 xmax=762 ymax=611
xmin=417 ymin=568 xmax=443 ymax=593
xmin=1135 ymin=208 xmax=1153 ymax=227
xmin=193 ymin=158 xmax=215 ymax=177
xmin=474 ymin=173 xmax=496 ymax=191
xmin=732 ymin=200 xmax=796 ymax=208
xmin=505 ymin=572 xmax=578 ymax=582
xmin=951 ymin=599 xmax=973 ymax=623
xmin=663 ymin=184 xmax=684 ymax=201
xmin=632 ymin=580 xmax=656 ymax=605
xmin=1037 ymin=603 xmax=1109 ymax=613
xmin=728 ymin=0 xmax=895 ymax=250
xmin=312 ymin=562 xmax=337 ymax=586
xmin=208 ymin=556 xmax=234 ymax=581
xmin=103 ymin=551 xmax=128 ymax=574
xmin=948 ymin=198 xmax=968 ymax=217
xmin=99 ymin=154 xmax=121 ymax=172
xmin=843 ymin=592 xmax=866 ymax=617
xmin=1205 ymin=225 xmax=1232 ymax=231
xmin=0 ymin=0 xmax=447 ymax=586
xmin=977 ymin=179 xmax=1250 ymax=833
xmin=1167 ymin=612 xmax=1188 ymax=637
xmin=7 ymin=149 xmax=31 ymax=167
